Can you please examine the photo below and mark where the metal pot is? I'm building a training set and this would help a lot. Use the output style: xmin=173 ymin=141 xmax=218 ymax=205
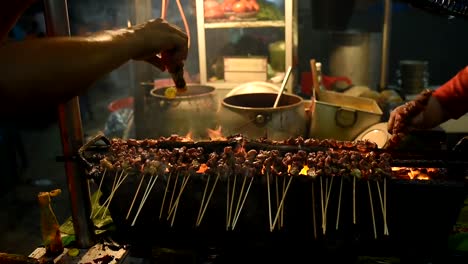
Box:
xmin=219 ymin=93 xmax=307 ymax=140
xmin=146 ymin=85 xmax=219 ymax=140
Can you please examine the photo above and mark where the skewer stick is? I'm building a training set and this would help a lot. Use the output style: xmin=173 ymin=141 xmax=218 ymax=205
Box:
xmin=275 ymin=176 xmax=280 ymax=229
xmin=228 ymin=174 xmax=237 ymax=229
xmin=266 ymin=171 xmax=273 ymax=231
xmin=126 ymin=174 xmax=146 ymax=220
xmin=159 ymin=173 xmax=172 ymax=219
xmin=90 ymin=169 xmax=106 ymax=219
xmin=197 ymin=173 xmax=220 ymax=227
xmin=131 ymin=174 xmax=158 ymax=226
xmin=320 ymin=176 xmax=325 ymax=234
xmin=167 ymin=174 xmax=191 ymax=220
xmin=353 ymin=176 xmax=356 ymax=224
xmin=312 ymin=181 xmax=317 ymax=239
xmin=196 ymin=174 xmax=211 ymax=225
xmin=233 ymin=175 xmax=247 ymax=229
xmin=226 ymin=174 xmax=230 ymax=230
xmin=384 ymin=178 xmax=387 ymax=235
xmin=323 ymin=176 xmax=334 ymax=235
xmin=281 ymin=176 xmax=286 ymax=228
xmin=336 ymin=176 xmax=343 ymax=230
xmin=271 ymin=176 xmax=293 ymax=231
xmin=376 ymin=180 xmax=389 ymax=235
xmin=367 ymin=181 xmax=377 ymax=239
xmin=100 ymin=171 xmax=129 ymax=219
xmin=232 ymin=177 xmax=254 ymax=229
xmin=167 ymin=173 xmax=180 ymax=217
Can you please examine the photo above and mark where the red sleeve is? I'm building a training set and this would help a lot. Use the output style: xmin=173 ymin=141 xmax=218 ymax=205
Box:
xmin=432 ymin=66 xmax=468 ymax=119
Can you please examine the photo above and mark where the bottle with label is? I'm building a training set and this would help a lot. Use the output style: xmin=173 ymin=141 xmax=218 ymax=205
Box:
xmin=38 ymin=189 xmax=64 ymax=257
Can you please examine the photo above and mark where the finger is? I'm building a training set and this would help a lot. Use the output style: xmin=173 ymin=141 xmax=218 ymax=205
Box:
xmin=145 ymin=56 xmax=166 ymax=71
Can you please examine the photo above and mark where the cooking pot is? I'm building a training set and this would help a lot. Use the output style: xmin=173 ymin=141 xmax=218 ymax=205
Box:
xmin=219 ymin=93 xmax=307 ymax=140
xmin=146 ymin=85 xmax=219 ymax=140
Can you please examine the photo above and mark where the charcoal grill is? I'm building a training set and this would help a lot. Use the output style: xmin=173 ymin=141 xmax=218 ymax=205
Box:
xmin=79 ymin=133 xmax=468 ymax=262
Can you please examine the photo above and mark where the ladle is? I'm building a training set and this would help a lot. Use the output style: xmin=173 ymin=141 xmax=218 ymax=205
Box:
xmin=273 ymin=66 xmax=293 ymax=108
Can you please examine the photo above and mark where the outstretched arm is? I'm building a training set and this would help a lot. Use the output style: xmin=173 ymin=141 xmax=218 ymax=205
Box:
xmin=0 ymin=18 xmax=188 ymax=116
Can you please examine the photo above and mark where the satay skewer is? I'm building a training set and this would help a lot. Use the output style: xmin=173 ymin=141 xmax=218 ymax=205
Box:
xmin=384 ymin=178 xmax=387 ymax=235
xmin=323 ymin=176 xmax=334 ymax=234
xmin=367 ymin=181 xmax=377 ymax=239
xmin=233 ymin=174 xmax=247 ymax=229
xmin=167 ymin=173 xmax=180 ymax=218
xmin=167 ymin=173 xmax=191 ymax=220
xmin=376 ymin=180 xmax=389 ymax=235
xmin=197 ymin=173 xmax=220 ymax=227
xmin=271 ymin=176 xmax=293 ymax=231
xmin=336 ymin=176 xmax=343 ymax=230
xmin=97 ymin=170 xmax=128 ymax=219
xmin=126 ymin=174 xmax=146 ymax=220
xmin=196 ymin=174 xmax=211 ymax=225
xmin=90 ymin=168 xmax=107 ymax=219
xmin=266 ymin=171 xmax=273 ymax=231
xmin=320 ymin=176 xmax=325 ymax=234
xmin=159 ymin=173 xmax=172 ymax=219
xmin=281 ymin=176 xmax=286 ymax=228
xmin=275 ymin=176 xmax=280 ymax=229
xmin=232 ymin=177 xmax=254 ymax=229
xmin=353 ymin=176 xmax=356 ymax=224
xmin=228 ymin=174 xmax=237 ymax=229
xmin=312 ymin=181 xmax=317 ymax=239
xmin=226 ymin=174 xmax=230 ymax=231
xmin=131 ymin=174 xmax=158 ymax=226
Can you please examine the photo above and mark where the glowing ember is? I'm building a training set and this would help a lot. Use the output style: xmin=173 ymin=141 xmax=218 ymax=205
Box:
xmin=391 ymin=167 xmax=434 ymax=180
xmin=299 ymin=165 xmax=309 ymax=176
xmin=196 ymin=163 xmax=208 ymax=174
xmin=207 ymin=126 xmax=227 ymax=141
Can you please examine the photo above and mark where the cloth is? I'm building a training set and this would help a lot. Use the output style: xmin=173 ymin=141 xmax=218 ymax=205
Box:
xmin=433 ymin=66 xmax=468 ymax=119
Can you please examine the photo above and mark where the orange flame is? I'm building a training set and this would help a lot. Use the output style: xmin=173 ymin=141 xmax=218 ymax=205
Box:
xmin=207 ymin=126 xmax=227 ymax=141
xmin=196 ymin=163 xmax=209 ymax=174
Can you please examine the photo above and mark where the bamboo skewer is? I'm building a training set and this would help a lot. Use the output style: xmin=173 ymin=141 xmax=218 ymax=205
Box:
xmin=353 ymin=176 xmax=356 ymax=224
xmin=320 ymin=176 xmax=325 ymax=234
xmin=196 ymin=174 xmax=211 ymax=225
xmin=167 ymin=173 xmax=180 ymax=218
xmin=275 ymin=176 xmax=280 ymax=229
xmin=266 ymin=172 xmax=273 ymax=231
xmin=312 ymin=181 xmax=317 ymax=239
xmin=159 ymin=173 xmax=172 ymax=219
xmin=233 ymin=175 xmax=247 ymax=230
xmin=126 ymin=174 xmax=146 ymax=220
xmin=97 ymin=170 xmax=128 ymax=219
xmin=228 ymin=175 xmax=237 ymax=229
xmin=323 ymin=176 xmax=334 ymax=234
xmin=167 ymin=174 xmax=191 ymax=220
xmin=384 ymin=178 xmax=387 ymax=235
xmin=131 ymin=174 xmax=158 ymax=226
xmin=271 ymin=176 xmax=293 ymax=232
xmin=336 ymin=176 xmax=343 ymax=230
xmin=90 ymin=168 xmax=107 ymax=219
xmin=226 ymin=174 xmax=230 ymax=230
xmin=197 ymin=173 xmax=220 ymax=227
xmin=232 ymin=177 xmax=254 ymax=229
xmin=367 ymin=181 xmax=377 ymax=239
xmin=376 ymin=181 xmax=389 ymax=235
xmin=281 ymin=176 xmax=286 ymax=228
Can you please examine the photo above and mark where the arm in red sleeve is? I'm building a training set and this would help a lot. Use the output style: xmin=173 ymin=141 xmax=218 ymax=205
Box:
xmin=433 ymin=66 xmax=468 ymax=119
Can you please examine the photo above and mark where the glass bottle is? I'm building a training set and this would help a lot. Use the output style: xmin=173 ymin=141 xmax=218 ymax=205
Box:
xmin=38 ymin=189 xmax=64 ymax=257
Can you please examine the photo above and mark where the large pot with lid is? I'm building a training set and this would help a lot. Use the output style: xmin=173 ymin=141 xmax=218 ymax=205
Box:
xmin=145 ymin=84 xmax=219 ymax=140
xmin=219 ymin=93 xmax=307 ymax=140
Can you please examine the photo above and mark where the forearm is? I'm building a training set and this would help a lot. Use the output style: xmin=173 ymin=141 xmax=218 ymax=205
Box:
xmin=0 ymin=29 xmax=138 ymax=114
xmin=432 ymin=66 xmax=468 ymax=119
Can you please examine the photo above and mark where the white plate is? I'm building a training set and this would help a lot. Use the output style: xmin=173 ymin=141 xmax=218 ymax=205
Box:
xmin=225 ymin=81 xmax=279 ymax=98
xmin=355 ymin=122 xmax=390 ymax=148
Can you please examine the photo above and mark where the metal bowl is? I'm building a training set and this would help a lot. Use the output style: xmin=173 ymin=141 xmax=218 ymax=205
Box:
xmin=225 ymin=82 xmax=279 ymax=98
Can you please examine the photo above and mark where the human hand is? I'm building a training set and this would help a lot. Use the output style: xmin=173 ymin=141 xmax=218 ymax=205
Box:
xmin=386 ymin=89 xmax=444 ymax=148
xmin=130 ymin=18 xmax=188 ymax=74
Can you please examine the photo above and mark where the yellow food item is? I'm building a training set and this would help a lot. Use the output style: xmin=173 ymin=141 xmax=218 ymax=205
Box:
xmin=164 ymin=86 xmax=177 ymax=99
xmin=68 ymin=248 xmax=80 ymax=257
